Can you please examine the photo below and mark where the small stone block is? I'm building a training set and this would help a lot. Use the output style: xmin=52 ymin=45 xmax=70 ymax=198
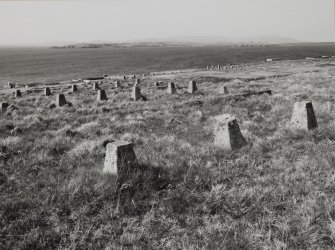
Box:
xmin=167 ymin=82 xmax=177 ymax=94
xmin=93 ymin=82 xmax=100 ymax=90
xmin=1 ymin=102 xmax=9 ymax=110
xmin=103 ymin=141 xmax=138 ymax=175
xmin=44 ymin=87 xmax=51 ymax=96
xmin=97 ymin=89 xmax=108 ymax=101
xmin=222 ymin=86 xmax=229 ymax=94
xmin=71 ymin=85 xmax=78 ymax=92
xmin=291 ymin=101 xmax=318 ymax=130
xmin=188 ymin=80 xmax=197 ymax=94
xmin=214 ymin=115 xmax=247 ymax=150
xmin=131 ymin=86 xmax=142 ymax=101
xmin=15 ymin=90 xmax=22 ymax=97
xmin=56 ymin=94 xmax=67 ymax=107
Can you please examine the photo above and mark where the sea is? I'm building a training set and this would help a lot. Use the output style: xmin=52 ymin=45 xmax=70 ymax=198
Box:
xmin=0 ymin=43 xmax=334 ymax=87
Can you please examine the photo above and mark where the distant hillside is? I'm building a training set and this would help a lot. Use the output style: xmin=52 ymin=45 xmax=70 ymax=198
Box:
xmin=51 ymin=42 xmax=188 ymax=49
xmin=50 ymin=36 xmax=302 ymax=49
xmin=164 ymin=35 xmax=301 ymax=44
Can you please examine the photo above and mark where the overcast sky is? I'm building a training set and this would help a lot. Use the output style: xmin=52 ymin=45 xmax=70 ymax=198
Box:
xmin=0 ymin=0 xmax=333 ymax=45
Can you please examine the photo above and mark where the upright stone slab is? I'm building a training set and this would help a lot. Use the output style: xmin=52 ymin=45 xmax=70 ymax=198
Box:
xmin=135 ymin=79 xmax=141 ymax=86
xmin=167 ymin=82 xmax=177 ymax=94
xmin=71 ymin=84 xmax=78 ymax=92
xmin=188 ymin=80 xmax=197 ymax=94
xmin=15 ymin=89 xmax=22 ymax=97
xmin=1 ymin=102 xmax=9 ymax=110
xmin=97 ymin=90 xmax=108 ymax=101
xmin=56 ymin=94 xmax=67 ymax=107
xmin=131 ymin=86 xmax=142 ymax=101
xmin=115 ymin=81 xmax=121 ymax=88
xmin=103 ymin=141 xmax=138 ymax=176
xmin=154 ymin=82 xmax=159 ymax=87
xmin=93 ymin=82 xmax=99 ymax=90
xmin=291 ymin=101 xmax=318 ymax=130
xmin=214 ymin=115 xmax=247 ymax=150
xmin=44 ymin=87 xmax=51 ymax=96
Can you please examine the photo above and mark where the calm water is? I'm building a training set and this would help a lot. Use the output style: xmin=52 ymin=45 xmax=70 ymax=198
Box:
xmin=0 ymin=44 xmax=334 ymax=86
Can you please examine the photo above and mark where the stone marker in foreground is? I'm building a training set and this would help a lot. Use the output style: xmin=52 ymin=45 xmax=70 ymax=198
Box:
xmin=135 ymin=79 xmax=141 ymax=86
xmin=56 ymin=94 xmax=67 ymax=107
xmin=214 ymin=115 xmax=247 ymax=150
xmin=93 ymin=82 xmax=99 ymax=90
xmin=103 ymin=141 xmax=138 ymax=176
xmin=131 ymin=86 xmax=142 ymax=101
xmin=71 ymin=84 xmax=78 ymax=92
xmin=154 ymin=82 xmax=159 ymax=87
xmin=167 ymin=82 xmax=177 ymax=94
xmin=1 ymin=102 xmax=9 ymax=110
xmin=188 ymin=80 xmax=197 ymax=94
xmin=44 ymin=87 xmax=51 ymax=96
xmin=291 ymin=101 xmax=317 ymax=130
xmin=15 ymin=89 xmax=22 ymax=97
xmin=97 ymin=89 xmax=108 ymax=101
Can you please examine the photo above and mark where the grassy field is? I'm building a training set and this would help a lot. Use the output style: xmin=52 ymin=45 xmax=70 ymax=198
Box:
xmin=1 ymin=58 xmax=335 ymax=249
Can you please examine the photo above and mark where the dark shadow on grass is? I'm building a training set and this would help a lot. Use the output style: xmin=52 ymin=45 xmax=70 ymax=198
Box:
xmin=117 ymin=163 xmax=170 ymax=215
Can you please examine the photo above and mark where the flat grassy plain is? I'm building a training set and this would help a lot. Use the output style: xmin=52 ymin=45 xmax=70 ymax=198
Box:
xmin=1 ymin=58 xmax=335 ymax=249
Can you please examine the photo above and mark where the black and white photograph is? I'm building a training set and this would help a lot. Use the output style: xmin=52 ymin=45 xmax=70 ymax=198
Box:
xmin=0 ymin=0 xmax=334 ymax=249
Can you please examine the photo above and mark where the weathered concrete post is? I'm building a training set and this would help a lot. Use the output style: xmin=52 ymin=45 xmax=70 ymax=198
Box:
xmin=135 ymin=79 xmax=141 ymax=86
xmin=15 ymin=89 xmax=22 ymax=97
xmin=1 ymin=102 xmax=9 ymax=110
xmin=291 ymin=101 xmax=318 ymax=130
xmin=56 ymin=94 xmax=67 ymax=107
xmin=214 ymin=115 xmax=247 ymax=150
xmin=93 ymin=82 xmax=99 ymax=90
xmin=131 ymin=86 xmax=142 ymax=101
xmin=71 ymin=84 xmax=78 ymax=92
xmin=44 ymin=87 xmax=51 ymax=96
xmin=154 ymin=82 xmax=159 ymax=87
xmin=97 ymin=90 xmax=108 ymax=101
xmin=188 ymin=80 xmax=197 ymax=94
xmin=103 ymin=141 xmax=138 ymax=176
xmin=115 ymin=81 xmax=121 ymax=88
xmin=167 ymin=82 xmax=177 ymax=94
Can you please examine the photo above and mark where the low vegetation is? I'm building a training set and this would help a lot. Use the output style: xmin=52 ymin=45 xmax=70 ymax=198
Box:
xmin=1 ymin=59 xmax=335 ymax=249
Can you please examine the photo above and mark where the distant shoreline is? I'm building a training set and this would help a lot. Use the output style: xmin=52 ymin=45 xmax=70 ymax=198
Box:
xmin=49 ymin=42 xmax=335 ymax=50
xmin=0 ymin=43 xmax=334 ymax=87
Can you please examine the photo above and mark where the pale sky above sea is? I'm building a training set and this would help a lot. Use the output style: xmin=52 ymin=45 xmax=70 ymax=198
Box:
xmin=0 ymin=0 xmax=333 ymax=45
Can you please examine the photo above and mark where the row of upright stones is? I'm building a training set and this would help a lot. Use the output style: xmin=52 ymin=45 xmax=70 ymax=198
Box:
xmin=103 ymin=100 xmax=318 ymax=186
xmin=167 ymin=80 xmax=198 ymax=95
xmin=44 ymin=84 xmax=78 ymax=97
xmin=15 ymin=78 xmax=199 ymax=106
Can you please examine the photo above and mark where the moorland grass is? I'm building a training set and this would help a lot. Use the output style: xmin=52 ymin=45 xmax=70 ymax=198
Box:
xmin=1 ymin=59 xmax=335 ymax=249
